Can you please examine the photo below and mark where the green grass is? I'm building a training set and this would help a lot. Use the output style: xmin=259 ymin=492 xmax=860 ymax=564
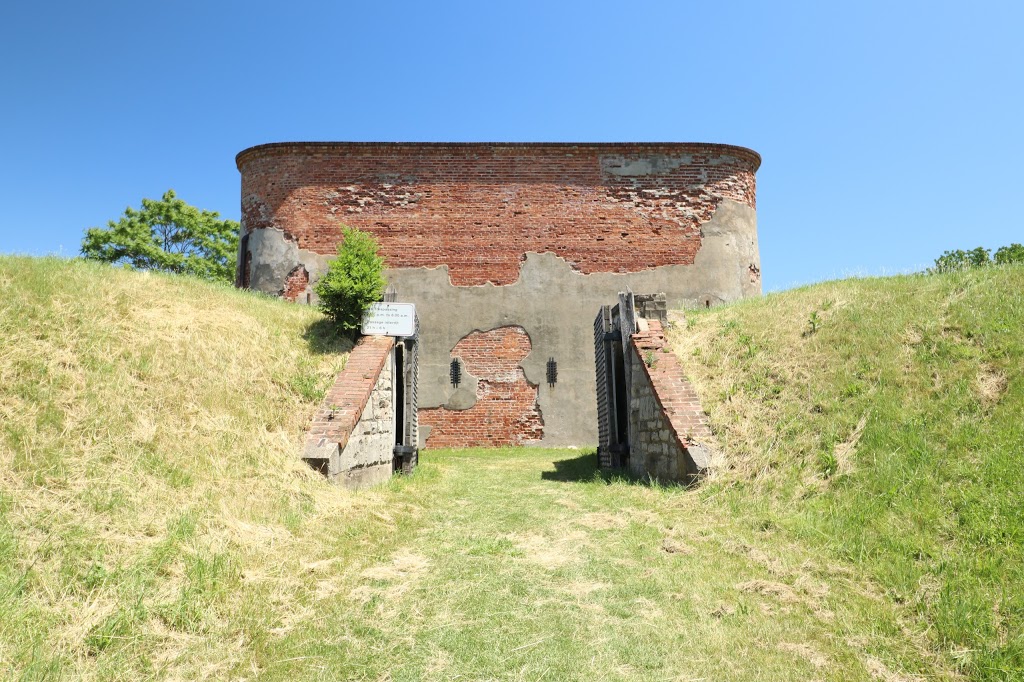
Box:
xmin=0 ymin=256 xmax=352 ymax=679
xmin=254 ymin=447 xmax=958 ymax=681
xmin=0 ymin=256 xmax=1017 ymax=679
xmin=670 ymin=264 xmax=1024 ymax=681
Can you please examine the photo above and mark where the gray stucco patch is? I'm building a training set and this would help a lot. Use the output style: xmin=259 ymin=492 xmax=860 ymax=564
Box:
xmin=385 ymin=200 xmax=758 ymax=447
xmin=600 ymin=154 xmax=695 ymax=177
xmin=246 ymin=228 xmax=330 ymax=298
xmin=444 ymin=386 xmax=478 ymax=411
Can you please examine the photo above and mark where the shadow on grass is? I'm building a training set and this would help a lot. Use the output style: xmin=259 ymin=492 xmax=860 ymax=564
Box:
xmin=542 ymin=451 xmax=698 ymax=489
xmin=541 ymin=451 xmax=645 ymax=485
xmin=303 ymin=318 xmax=355 ymax=355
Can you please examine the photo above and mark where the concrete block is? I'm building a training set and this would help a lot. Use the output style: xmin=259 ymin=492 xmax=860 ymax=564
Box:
xmin=303 ymin=437 xmax=340 ymax=475
xmin=337 ymin=462 xmax=394 ymax=490
xmin=685 ymin=444 xmax=712 ymax=478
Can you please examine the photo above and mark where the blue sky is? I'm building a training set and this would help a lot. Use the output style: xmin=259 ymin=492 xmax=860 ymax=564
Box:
xmin=1 ymin=0 xmax=1021 ymax=291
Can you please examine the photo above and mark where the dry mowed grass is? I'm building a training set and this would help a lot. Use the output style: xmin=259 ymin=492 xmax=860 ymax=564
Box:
xmin=0 ymin=257 xmax=360 ymax=678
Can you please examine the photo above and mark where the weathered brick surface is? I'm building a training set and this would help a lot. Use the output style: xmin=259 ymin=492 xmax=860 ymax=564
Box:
xmin=420 ymin=326 xmax=543 ymax=447
xmin=282 ymin=265 xmax=309 ymax=302
xmin=305 ymin=334 xmax=394 ymax=454
xmin=631 ymin=319 xmax=712 ymax=445
xmin=236 ymin=142 xmax=760 ymax=286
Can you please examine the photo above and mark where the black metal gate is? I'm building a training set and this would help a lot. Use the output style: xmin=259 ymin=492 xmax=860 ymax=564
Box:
xmin=594 ymin=300 xmax=630 ymax=469
xmin=386 ymin=284 xmax=419 ymax=474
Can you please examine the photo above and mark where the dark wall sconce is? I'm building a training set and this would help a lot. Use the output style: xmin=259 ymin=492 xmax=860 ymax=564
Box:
xmin=546 ymin=357 xmax=557 ymax=387
xmin=450 ymin=358 xmax=461 ymax=388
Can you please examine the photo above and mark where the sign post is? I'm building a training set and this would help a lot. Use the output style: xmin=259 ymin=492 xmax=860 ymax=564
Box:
xmin=361 ymin=302 xmax=416 ymax=337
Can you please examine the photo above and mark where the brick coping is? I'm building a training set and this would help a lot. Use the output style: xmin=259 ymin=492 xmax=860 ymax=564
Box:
xmin=304 ymin=334 xmax=394 ymax=454
xmin=236 ymin=141 xmax=761 ymax=172
xmin=630 ymin=319 xmax=713 ymax=447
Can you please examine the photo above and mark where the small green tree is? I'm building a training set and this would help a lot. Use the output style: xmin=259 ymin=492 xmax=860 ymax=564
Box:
xmin=81 ymin=190 xmax=239 ymax=283
xmin=314 ymin=226 xmax=386 ymax=333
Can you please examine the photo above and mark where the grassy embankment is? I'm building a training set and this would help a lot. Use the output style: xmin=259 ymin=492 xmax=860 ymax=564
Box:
xmin=0 ymin=256 xmax=1019 ymax=680
xmin=670 ymin=264 xmax=1023 ymax=680
xmin=0 ymin=257 xmax=352 ymax=679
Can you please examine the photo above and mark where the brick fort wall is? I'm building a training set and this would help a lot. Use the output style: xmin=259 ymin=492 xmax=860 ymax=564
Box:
xmin=236 ymin=142 xmax=761 ymax=448
xmin=236 ymin=142 xmax=759 ymax=287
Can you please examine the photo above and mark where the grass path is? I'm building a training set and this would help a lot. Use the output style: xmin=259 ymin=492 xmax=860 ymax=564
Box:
xmin=261 ymin=448 xmax=956 ymax=681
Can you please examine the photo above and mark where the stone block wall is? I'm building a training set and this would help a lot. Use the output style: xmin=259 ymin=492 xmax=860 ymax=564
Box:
xmin=627 ymin=319 xmax=713 ymax=482
xmin=303 ymin=334 xmax=396 ymax=489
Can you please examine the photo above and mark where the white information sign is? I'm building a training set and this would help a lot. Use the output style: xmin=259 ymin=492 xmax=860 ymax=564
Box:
xmin=361 ymin=302 xmax=416 ymax=337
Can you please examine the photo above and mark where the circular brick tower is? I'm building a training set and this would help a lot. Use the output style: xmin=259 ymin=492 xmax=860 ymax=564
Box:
xmin=236 ymin=142 xmax=760 ymax=447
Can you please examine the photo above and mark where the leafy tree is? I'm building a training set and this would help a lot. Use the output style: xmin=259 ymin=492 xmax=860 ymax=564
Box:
xmin=81 ymin=190 xmax=239 ymax=283
xmin=314 ymin=225 xmax=387 ymax=333
xmin=994 ymin=243 xmax=1024 ymax=265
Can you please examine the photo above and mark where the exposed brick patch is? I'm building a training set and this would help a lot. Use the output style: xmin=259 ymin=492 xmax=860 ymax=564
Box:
xmin=420 ymin=326 xmax=543 ymax=447
xmin=305 ymin=334 xmax=394 ymax=454
xmin=282 ymin=265 xmax=309 ymax=302
xmin=237 ymin=142 xmax=759 ymax=286
xmin=631 ymin=320 xmax=712 ymax=445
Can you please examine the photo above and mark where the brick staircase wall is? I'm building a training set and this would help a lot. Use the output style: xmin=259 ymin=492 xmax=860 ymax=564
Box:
xmin=303 ymin=334 xmax=396 ymax=489
xmin=628 ymin=319 xmax=714 ymax=481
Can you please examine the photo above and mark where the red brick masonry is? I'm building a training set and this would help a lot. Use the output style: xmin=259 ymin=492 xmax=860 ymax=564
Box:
xmin=282 ymin=265 xmax=309 ymax=302
xmin=420 ymin=326 xmax=543 ymax=447
xmin=237 ymin=142 xmax=760 ymax=286
xmin=305 ymin=334 xmax=394 ymax=453
xmin=631 ymin=320 xmax=712 ymax=445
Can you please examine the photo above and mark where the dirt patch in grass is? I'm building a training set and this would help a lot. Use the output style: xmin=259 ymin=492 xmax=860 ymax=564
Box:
xmin=661 ymin=537 xmax=694 ymax=555
xmin=976 ymin=364 xmax=1008 ymax=407
xmin=509 ymin=531 xmax=587 ymax=569
xmin=738 ymin=580 xmax=801 ymax=603
xmin=779 ymin=642 xmax=829 ymax=669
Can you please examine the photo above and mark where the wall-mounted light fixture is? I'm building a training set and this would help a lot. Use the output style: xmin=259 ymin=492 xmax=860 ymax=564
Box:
xmin=546 ymin=358 xmax=557 ymax=387
xmin=450 ymin=358 xmax=461 ymax=388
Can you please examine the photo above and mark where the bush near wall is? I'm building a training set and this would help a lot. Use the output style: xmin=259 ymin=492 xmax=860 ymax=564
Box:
xmin=314 ymin=225 xmax=386 ymax=334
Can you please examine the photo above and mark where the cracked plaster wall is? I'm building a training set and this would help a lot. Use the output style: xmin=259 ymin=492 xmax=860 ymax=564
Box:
xmin=236 ymin=142 xmax=760 ymax=447
xmin=388 ymin=200 xmax=758 ymax=446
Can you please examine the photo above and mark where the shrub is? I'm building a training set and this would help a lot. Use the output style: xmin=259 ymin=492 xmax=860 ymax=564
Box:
xmin=931 ymin=247 xmax=991 ymax=273
xmin=314 ymin=226 xmax=386 ymax=333
xmin=994 ymin=242 xmax=1024 ymax=265
xmin=932 ymin=243 xmax=1024 ymax=273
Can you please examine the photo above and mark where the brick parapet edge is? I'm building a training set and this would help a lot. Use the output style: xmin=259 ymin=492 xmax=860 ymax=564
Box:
xmin=235 ymin=141 xmax=762 ymax=172
xmin=305 ymin=334 xmax=394 ymax=454
xmin=630 ymin=320 xmax=713 ymax=447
